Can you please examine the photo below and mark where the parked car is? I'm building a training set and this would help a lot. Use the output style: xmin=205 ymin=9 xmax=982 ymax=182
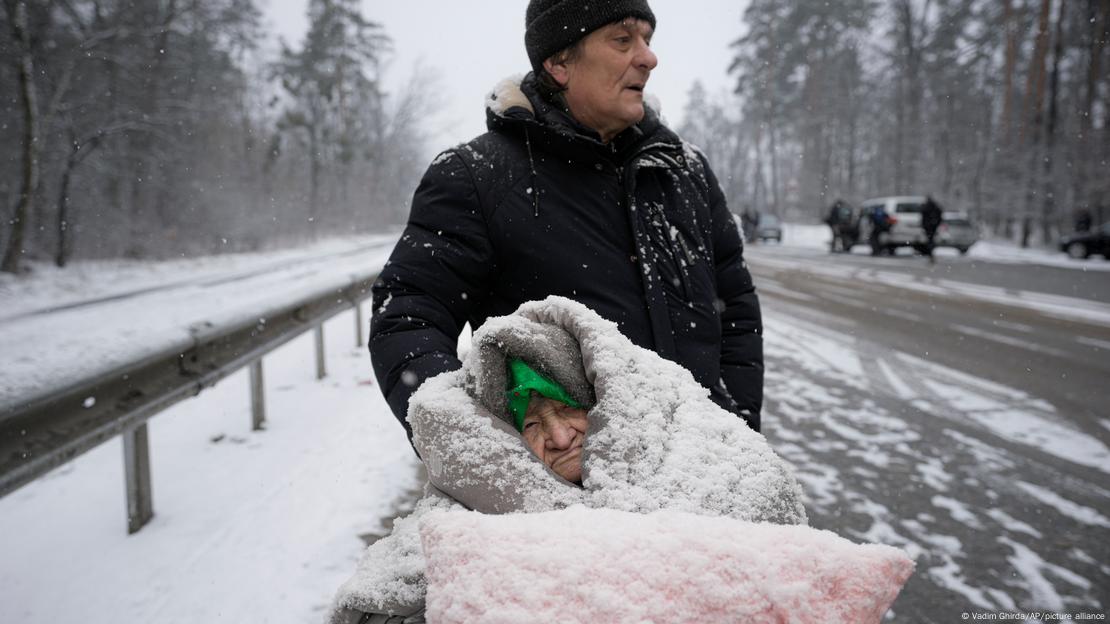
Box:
xmin=935 ymin=211 xmax=979 ymax=255
xmin=731 ymin=212 xmax=782 ymax=243
xmin=755 ymin=214 xmax=783 ymax=243
xmin=1059 ymin=223 xmax=1110 ymax=259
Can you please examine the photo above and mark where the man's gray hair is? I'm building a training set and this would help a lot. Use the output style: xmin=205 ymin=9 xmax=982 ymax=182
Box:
xmin=535 ymin=40 xmax=585 ymax=99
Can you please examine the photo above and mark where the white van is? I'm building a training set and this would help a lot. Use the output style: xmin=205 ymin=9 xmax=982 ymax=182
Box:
xmin=857 ymin=195 xmax=928 ymax=254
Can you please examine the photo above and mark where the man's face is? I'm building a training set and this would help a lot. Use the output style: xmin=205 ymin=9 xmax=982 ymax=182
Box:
xmin=546 ymin=18 xmax=658 ymax=142
xmin=521 ymin=396 xmax=588 ymax=484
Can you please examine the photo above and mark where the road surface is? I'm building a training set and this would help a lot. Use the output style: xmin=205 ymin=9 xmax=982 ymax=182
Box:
xmin=748 ymin=244 xmax=1109 ymax=621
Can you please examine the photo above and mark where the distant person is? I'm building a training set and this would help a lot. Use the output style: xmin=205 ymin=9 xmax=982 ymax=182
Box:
xmin=1075 ymin=209 xmax=1092 ymax=233
xmin=824 ymin=201 xmax=842 ymax=252
xmin=742 ymin=208 xmax=761 ymax=244
xmin=824 ymin=199 xmax=854 ymax=253
xmin=739 ymin=210 xmax=753 ymax=242
xmin=369 ymin=0 xmax=766 ymax=443
xmin=920 ymin=196 xmax=943 ymax=264
xmin=840 ymin=203 xmax=859 ymax=251
xmin=868 ymin=204 xmax=892 ymax=256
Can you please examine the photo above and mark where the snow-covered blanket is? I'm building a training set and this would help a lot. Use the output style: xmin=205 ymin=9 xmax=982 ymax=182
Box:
xmin=421 ymin=507 xmax=916 ymax=624
xmin=329 ymin=296 xmax=808 ymax=622
xmin=329 ymin=488 xmax=459 ymax=623
xmin=414 ymin=296 xmax=808 ymax=522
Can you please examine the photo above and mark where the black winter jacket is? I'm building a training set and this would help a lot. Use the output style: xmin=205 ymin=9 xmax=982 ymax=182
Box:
xmin=370 ymin=74 xmax=764 ymax=437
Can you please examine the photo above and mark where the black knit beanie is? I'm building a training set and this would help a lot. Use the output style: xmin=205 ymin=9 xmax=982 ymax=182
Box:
xmin=525 ymin=0 xmax=656 ymax=73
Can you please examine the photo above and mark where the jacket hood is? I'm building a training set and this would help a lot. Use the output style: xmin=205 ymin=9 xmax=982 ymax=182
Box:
xmin=466 ymin=312 xmax=597 ymax=432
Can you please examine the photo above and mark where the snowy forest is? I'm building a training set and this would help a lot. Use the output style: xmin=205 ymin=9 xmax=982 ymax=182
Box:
xmin=680 ymin=0 xmax=1110 ymax=247
xmin=0 ymin=0 xmax=432 ymax=273
xmin=3 ymin=0 xmax=1109 ymax=274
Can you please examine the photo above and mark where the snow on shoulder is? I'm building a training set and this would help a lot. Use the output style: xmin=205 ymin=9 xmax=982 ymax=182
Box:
xmin=420 ymin=506 xmax=915 ymax=624
xmin=485 ymin=74 xmax=531 ymax=116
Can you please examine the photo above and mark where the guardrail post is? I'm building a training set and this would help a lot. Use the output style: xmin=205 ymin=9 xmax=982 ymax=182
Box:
xmin=123 ymin=423 xmax=154 ymax=534
xmin=249 ymin=359 xmax=266 ymax=430
xmin=354 ymin=301 xmax=364 ymax=348
xmin=315 ymin=324 xmax=326 ymax=380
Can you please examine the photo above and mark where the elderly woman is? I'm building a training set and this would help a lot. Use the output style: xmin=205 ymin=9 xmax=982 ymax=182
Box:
xmin=508 ymin=358 xmax=589 ymax=484
xmin=327 ymin=297 xmax=806 ymax=624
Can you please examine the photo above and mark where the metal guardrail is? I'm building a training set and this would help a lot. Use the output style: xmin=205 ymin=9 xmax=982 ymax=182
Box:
xmin=0 ymin=271 xmax=378 ymax=533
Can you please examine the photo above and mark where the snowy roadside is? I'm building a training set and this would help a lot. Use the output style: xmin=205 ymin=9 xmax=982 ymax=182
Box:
xmin=0 ymin=233 xmax=401 ymax=321
xmin=3 ymin=223 xmax=1097 ymax=412
xmin=781 ymin=222 xmax=1110 ymax=272
xmin=2 ymin=225 xmax=1105 ymax=621
xmin=2 ymin=287 xmax=1103 ymax=622
xmin=0 ymin=233 xmax=400 ymax=406
xmin=0 ymin=309 xmax=423 ymax=624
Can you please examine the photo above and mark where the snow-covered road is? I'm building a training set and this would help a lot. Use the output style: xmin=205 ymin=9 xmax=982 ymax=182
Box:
xmin=747 ymin=237 xmax=1110 ymax=621
xmin=759 ymin=311 xmax=1108 ymax=620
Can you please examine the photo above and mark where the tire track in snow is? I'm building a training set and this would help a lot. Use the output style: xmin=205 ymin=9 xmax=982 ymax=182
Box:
xmin=760 ymin=305 xmax=1109 ymax=621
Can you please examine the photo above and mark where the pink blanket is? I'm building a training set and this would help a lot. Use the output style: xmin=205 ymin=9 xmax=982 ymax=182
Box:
xmin=421 ymin=507 xmax=914 ymax=624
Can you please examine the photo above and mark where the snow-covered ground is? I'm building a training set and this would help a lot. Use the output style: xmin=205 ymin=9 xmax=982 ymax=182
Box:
xmin=1 ymin=233 xmax=412 ymax=622
xmin=0 ymin=305 xmax=423 ymax=622
xmin=0 ymin=234 xmax=398 ymax=406
xmin=1 ymin=226 xmax=1106 ymax=622
xmin=751 ymin=229 xmax=1109 ymax=618
xmin=757 ymin=310 xmax=1108 ymax=617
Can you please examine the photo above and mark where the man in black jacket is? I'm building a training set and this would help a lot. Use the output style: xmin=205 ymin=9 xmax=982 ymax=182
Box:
xmin=920 ymin=196 xmax=943 ymax=264
xmin=369 ymin=0 xmax=765 ymax=441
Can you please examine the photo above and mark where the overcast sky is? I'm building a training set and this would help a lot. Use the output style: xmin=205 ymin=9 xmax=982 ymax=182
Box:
xmin=263 ymin=0 xmax=752 ymax=151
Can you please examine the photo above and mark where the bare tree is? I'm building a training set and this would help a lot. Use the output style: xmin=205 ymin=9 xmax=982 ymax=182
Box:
xmin=1019 ymin=0 xmax=1053 ymax=247
xmin=1039 ymin=0 xmax=1068 ymax=244
xmin=1 ymin=0 xmax=39 ymax=274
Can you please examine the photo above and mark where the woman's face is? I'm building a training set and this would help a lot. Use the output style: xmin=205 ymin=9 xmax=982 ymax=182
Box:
xmin=521 ymin=397 xmax=589 ymax=484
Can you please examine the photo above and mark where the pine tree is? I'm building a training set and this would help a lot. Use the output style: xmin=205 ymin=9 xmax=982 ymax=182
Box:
xmin=272 ymin=0 xmax=390 ymax=231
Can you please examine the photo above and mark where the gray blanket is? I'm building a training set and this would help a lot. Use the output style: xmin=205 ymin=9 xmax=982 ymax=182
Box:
xmin=328 ymin=296 xmax=806 ymax=622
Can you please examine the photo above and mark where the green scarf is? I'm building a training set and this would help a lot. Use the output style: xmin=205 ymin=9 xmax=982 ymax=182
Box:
xmin=505 ymin=358 xmax=582 ymax=431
